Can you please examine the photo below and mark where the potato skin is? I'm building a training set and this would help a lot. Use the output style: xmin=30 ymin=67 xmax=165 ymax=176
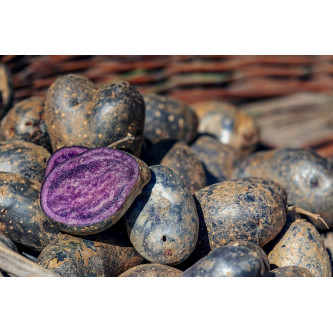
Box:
xmin=0 ymin=64 xmax=13 ymax=120
xmin=124 ymin=165 xmax=199 ymax=265
xmin=0 ymin=233 xmax=18 ymax=252
xmin=192 ymin=179 xmax=287 ymax=260
xmin=0 ymin=140 xmax=50 ymax=182
xmin=266 ymin=218 xmax=332 ymax=277
xmin=143 ymin=94 xmax=198 ymax=144
xmin=119 ymin=264 xmax=182 ymax=277
xmin=192 ymin=101 xmax=259 ymax=157
xmin=182 ymin=245 xmax=262 ymax=277
xmin=45 ymin=74 xmax=145 ymax=156
xmin=160 ymin=141 xmax=207 ymax=194
xmin=0 ymin=172 xmax=61 ymax=252
xmin=265 ymin=266 xmax=315 ymax=277
xmin=0 ymin=97 xmax=52 ymax=152
xmin=228 ymin=240 xmax=270 ymax=276
xmin=191 ymin=135 xmax=237 ymax=185
xmin=233 ymin=148 xmax=333 ymax=230
xmin=36 ymin=232 xmax=145 ymax=277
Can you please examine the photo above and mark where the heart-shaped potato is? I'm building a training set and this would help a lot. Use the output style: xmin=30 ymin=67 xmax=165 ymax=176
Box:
xmin=45 ymin=74 xmax=145 ymax=156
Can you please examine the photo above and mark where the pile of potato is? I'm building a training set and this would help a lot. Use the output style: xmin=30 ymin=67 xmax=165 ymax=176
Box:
xmin=0 ymin=64 xmax=332 ymax=277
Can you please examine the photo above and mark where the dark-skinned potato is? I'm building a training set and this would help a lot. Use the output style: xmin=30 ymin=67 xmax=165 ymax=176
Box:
xmin=160 ymin=141 xmax=207 ymax=194
xmin=0 ymin=97 xmax=52 ymax=152
xmin=228 ymin=240 xmax=270 ymax=276
xmin=233 ymin=148 xmax=333 ymax=230
xmin=45 ymin=74 xmax=145 ymax=156
xmin=143 ymin=94 xmax=198 ymax=145
xmin=182 ymin=245 xmax=262 ymax=277
xmin=191 ymin=101 xmax=259 ymax=157
xmin=0 ymin=140 xmax=50 ymax=182
xmin=119 ymin=263 xmax=182 ymax=277
xmin=124 ymin=165 xmax=199 ymax=265
xmin=190 ymin=135 xmax=237 ymax=185
xmin=266 ymin=217 xmax=332 ymax=277
xmin=191 ymin=179 xmax=287 ymax=261
xmin=0 ymin=64 xmax=13 ymax=120
xmin=36 ymin=232 xmax=145 ymax=277
xmin=265 ymin=266 xmax=315 ymax=277
xmin=0 ymin=233 xmax=18 ymax=252
xmin=0 ymin=172 xmax=61 ymax=252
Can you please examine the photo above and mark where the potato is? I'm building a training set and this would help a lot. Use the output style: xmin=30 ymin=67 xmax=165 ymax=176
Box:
xmin=191 ymin=101 xmax=259 ymax=157
xmin=143 ymin=94 xmax=198 ymax=144
xmin=0 ymin=172 xmax=61 ymax=252
xmin=124 ymin=165 xmax=199 ymax=265
xmin=0 ymin=97 xmax=52 ymax=152
xmin=160 ymin=141 xmax=207 ymax=194
xmin=191 ymin=179 xmax=287 ymax=261
xmin=40 ymin=148 xmax=151 ymax=235
xmin=0 ymin=233 xmax=18 ymax=252
xmin=266 ymin=218 xmax=332 ymax=277
xmin=0 ymin=64 xmax=13 ymax=120
xmin=182 ymin=245 xmax=262 ymax=277
xmin=119 ymin=264 xmax=182 ymax=277
xmin=265 ymin=266 xmax=315 ymax=277
xmin=190 ymin=135 xmax=237 ymax=185
xmin=0 ymin=140 xmax=50 ymax=182
xmin=45 ymin=75 xmax=145 ymax=156
xmin=233 ymin=148 xmax=333 ymax=229
xmin=36 ymin=232 xmax=145 ymax=277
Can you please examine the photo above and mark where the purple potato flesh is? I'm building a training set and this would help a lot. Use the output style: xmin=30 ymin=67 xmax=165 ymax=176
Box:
xmin=44 ymin=146 xmax=89 ymax=178
xmin=41 ymin=147 xmax=150 ymax=235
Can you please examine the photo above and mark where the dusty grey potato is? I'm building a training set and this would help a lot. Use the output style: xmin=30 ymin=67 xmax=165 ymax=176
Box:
xmin=266 ymin=218 xmax=332 ymax=277
xmin=233 ymin=148 xmax=333 ymax=230
xmin=143 ymin=94 xmax=198 ymax=144
xmin=0 ymin=97 xmax=52 ymax=152
xmin=191 ymin=101 xmax=259 ymax=157
xmin=228 ymin=240 xmax=270 ymax=276
xmin=0 ymin=140 xmax=50 ymax=182
xmin=124 ymin=165 xmax=199 ymax=265
xmin=265 ymin=266 xmax=315 ymax=277
xmin=182 ymin=245 xmax=262 ymax=277
xmin=119 ymin=264 xmax=182 ymax=277
xmin=191 ymin=179 xmax=287 ymax=261
xmin=36 ymin=232 xmax=145 ymax=277
xmin=45 ymin=74 xmax=145 ymax=156
xmin=160 ymin=141 xmax=207 ymax=194
xmin=0 ymin=172 xmax=61 ymax=252
xmin=190 ymin=135 xmax=237 ymax=185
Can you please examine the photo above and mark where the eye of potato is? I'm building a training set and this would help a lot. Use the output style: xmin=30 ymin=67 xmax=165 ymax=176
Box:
xmin=310 ymin=177 xmax=320 ymax=188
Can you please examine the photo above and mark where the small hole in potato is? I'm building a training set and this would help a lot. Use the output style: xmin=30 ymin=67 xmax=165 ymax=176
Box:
xmin=162 ymin=235 xmax=167 ymax=242
xmin=310 ymin=177 xmax=319 ymax=188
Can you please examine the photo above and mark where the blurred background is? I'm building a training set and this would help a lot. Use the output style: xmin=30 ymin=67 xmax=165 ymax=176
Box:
xmin=2 ymin=55 xmax=333 ymax=159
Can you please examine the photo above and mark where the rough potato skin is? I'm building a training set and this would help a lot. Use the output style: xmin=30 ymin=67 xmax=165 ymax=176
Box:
xmin=36 ymin=232 xmax=145 ymax=277
xmin=124 ymin=165 xmax=199 ymax=265
xmin=0 ymin=172 xmax=61 ymax=252
xmin=265 ymin=266 xmax=315 ymax=277
xmin=192 ymin=101 xmax=259 ymax=157
xmin=0 ymin=97 xmax=52 ymax=152
xmin=0 ymin=140 xmax=50 ymax=182
xmin=191 ymin=135 xmax=237 ymax=185
xmin=160 ymin=141 xmax=207 ymax=194
xmin=233 ymin=148 xmax=333 ymax=230
xmin=182 ymin=245 xmax=262 ymax=277
xmin=119 ymin=263 xmax=182 ymax=277
xmin=45 ymin=74 xmax=145 ymax=156
xmin=0 ymin=64 xmax=13 ymax=120
xmin=143 ymin=94 xmax=198 ymax=144
xmin=192 ymin=179 xmax=287 ymax=261
xmin=41 ymin=151 xmax=151 ymax=236
xmin=266 ymin=218 xmax=332 ymax=277
xmin=228 ymin=240 xmax=270 ymax=276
